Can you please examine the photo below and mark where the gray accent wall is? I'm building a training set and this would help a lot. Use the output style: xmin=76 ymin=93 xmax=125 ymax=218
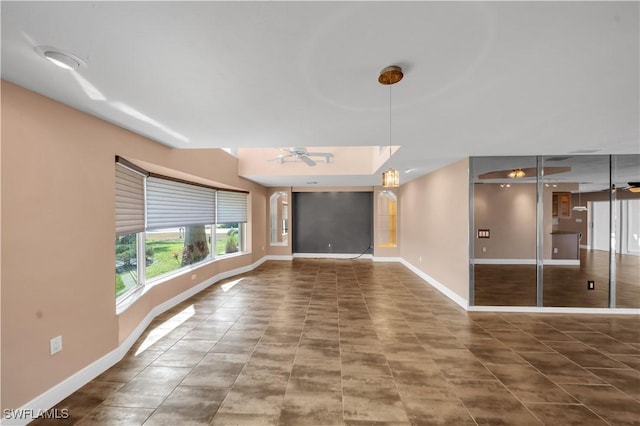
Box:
xmin=293 ymin=192 xmax=373 ymax=254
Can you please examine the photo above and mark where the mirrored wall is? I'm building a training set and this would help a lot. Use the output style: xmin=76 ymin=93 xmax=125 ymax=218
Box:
xmin=471 ymin=154 xmax=640 ymax=308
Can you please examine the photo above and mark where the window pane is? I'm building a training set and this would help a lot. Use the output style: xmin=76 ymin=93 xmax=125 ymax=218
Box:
xmin=216 ymin=223 xmax=244 ymax=255
xmin=115 ymin=233 xmax=138 ymax=297
xmin=146 ymin=225 xmax=211 ymax=280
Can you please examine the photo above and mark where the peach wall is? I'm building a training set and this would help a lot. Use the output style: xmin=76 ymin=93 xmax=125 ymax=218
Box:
xmin=1 ymin=81 xmax=266 ymax=410
xmin=400 ymin=159 xmax=469 ymax=301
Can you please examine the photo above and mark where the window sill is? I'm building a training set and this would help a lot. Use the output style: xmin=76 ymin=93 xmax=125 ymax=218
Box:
xmin=115 ymin=251 xmax=250 ymax=315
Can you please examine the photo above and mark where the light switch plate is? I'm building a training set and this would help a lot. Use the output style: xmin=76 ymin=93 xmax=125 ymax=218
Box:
xmin=50 ymin=336 xmax=62 ymax=355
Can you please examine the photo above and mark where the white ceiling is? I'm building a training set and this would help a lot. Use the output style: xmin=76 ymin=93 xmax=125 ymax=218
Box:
xmin=2 ymin=1 xmax=638 ymax=187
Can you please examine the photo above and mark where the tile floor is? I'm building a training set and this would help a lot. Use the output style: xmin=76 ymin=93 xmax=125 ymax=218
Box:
xmin=33 ymin=260 xmax=640 ymax=425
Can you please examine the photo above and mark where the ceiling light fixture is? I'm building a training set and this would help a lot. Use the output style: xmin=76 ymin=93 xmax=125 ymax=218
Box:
xmin=35 ymin=46 xmax=85 ymax=71
xmin=508 ymin=168 xmax=526 ymax=179
xmin=573 ymin=184 xmax=587 ymax=211
xmin=628 ymin=182 xmax=640 ymax=193
xmin=379 ymin=65 xmax=403 ymax=188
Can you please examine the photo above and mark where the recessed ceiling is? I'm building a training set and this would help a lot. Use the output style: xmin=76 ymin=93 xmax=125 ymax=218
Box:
xmin=1 ymin=2 xmax=638 ymax=187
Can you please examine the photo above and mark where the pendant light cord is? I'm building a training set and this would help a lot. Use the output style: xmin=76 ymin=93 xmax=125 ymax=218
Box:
xmin=389 ymin=85 xmax=392 ymax=161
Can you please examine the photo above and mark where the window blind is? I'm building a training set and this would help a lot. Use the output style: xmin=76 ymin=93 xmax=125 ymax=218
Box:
xmin=146 ymin=177 xmax=216 ymax=230
xmin=115 ymin=163 xmax=146 ymax=236
xmin=217 ymin=190 xmax=248 ymax=224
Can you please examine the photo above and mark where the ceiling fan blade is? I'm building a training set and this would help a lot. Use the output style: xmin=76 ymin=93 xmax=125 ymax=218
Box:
xmin=300 ymin=155 xmax=316 ymax=167
xmin=268 ymin=154 xmax=291 ymax=163
xmin=305 ymin=152 xmax=334 ymax=158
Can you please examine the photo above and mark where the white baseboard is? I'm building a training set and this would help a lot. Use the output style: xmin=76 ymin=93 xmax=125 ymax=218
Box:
xmin=473 ymin=258 xmax=579 ymax=266
xmin=580 ymin=244 xmax=590 ymax=250
xmin=468 ymin=305 xmax=640 ymax=315
xmin=292 ymin=253 xmax=373 ymax=259
xmin=399 ymin=259 xmax=469 ymax=310
xmin=473 ymin=258 xmax=535 ymax=265
xmin=264 ymin=255 xmax=294 ymax=261
xmin=1 ymin=256 xmax=269 ymax=426
xmin=372 ymin=257 xmax=403 ymax=262
xmin=544 ymin=259 xmax=580 ymax=266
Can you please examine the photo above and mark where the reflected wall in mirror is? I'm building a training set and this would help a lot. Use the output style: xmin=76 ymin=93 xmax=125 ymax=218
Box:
xmin=542 ymin=155 xmax=610 ymax=308
xmin=614 ymin=154 xmax=640 ymax=308
xmin=270 ymin=191 xmax=289 ymax=245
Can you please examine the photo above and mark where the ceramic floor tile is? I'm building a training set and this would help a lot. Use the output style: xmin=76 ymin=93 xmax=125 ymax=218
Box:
xmin=75 ymin=406 xmax=154 ymax=426
xmin=485 ymin=363 xmax=577 ymax=403
xmin=142 ymin=386 xmax=227 ymax=425
xmin=467 ymin=344 xmax=528 ymax=365
xmin=519 ymin=351 xmax=605 ymax=385
xmin=546 ymin=341 xmax=627 ymax=368
xmin=211 ymin=412 xmax=280 ymax=425
xmin=401 ymin=397 xmax=476 ymax=425
xmin=561 ymin=384 xmax=640 ymax=426
xmin=526 ymin=403 xmax=608 ymax=425
xmin=342 ymin=375 xmax=409 ymax=423
xmin=450 ymin=380 xmax=543 ymax=425
xmin=43 ymin=260 xmax=640 ymax=426
xmin=586 ymin=368 xmax=640 ymax=400
xmin=279 ymin=382 xmax=343 ymax=426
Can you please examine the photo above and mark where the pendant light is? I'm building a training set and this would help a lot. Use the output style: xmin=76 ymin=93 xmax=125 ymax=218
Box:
xmin=379 ymin=65 xmax=403 ymax=188
xmin=508 ymin=168 xmax=526 ymax=179
xmin=573 ymin=183 xmax=587 ymax=211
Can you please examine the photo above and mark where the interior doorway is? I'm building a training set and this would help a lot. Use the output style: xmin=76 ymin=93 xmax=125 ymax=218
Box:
xmin=590 ymin=201 xmax=610 ymax=252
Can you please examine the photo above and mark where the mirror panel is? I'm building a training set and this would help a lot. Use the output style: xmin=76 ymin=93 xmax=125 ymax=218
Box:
xmin=472 ymin=156 xmax=538 ymax=306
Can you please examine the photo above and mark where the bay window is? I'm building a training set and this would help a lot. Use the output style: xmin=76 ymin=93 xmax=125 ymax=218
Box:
xmin=115 ymin=157 xmax=250 ymax=303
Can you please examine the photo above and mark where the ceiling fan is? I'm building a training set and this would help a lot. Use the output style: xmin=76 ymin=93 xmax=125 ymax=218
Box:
xmin=270 ymin=147 xmax=334 ymax=167
xmin=619 ymin=182 xmax=640 ymax=193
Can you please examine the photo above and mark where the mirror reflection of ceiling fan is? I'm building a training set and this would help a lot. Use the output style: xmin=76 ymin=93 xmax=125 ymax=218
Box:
xmin=270 ymin=147 xmax=334 ymax=167
xmin=617 ymin=182 xmax=640 ymax=193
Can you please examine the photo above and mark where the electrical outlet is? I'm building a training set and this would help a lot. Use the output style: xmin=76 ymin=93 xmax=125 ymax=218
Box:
xmin=587 ymin=280 xmax=595 ymax=290
xmin=50 ymin=336 xmax=62 ymax=355
xmin=553 ymin=248 xmax=558 ymax=254
xmin=419 ymin=256 xmax=422 ymax=263
xmin=482 ymin=247 xmax=486 ymax=253
xmin=191 ymin=274 xmax=197 ymax=280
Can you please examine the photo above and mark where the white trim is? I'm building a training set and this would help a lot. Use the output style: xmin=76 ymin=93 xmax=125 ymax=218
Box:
xmin=264 ymin=255 xmax=294 ymax=261
xmin=399 ymin=259 xmax=469 ymax=310
xmin=543 ymin=259 xmax=580 ymax=266
xmin=0 ymin=347 xmax=122 ymax=426
xmin=292 ymin=253 xmax=373 ymax=259
xmin=474 ymin=258 xmax=536 ymax=265
xmin=372 ymin=256 xmax=403 ymax=263
xmin=1 ymin=257 xmax=269 ymax=426
xmin=473 ymin=258 xmax=579 ymax=266
xmin=468 ymin=305 xmax=640 ymax=315
xmin=580 ymin=244 xmax=590 ymax=250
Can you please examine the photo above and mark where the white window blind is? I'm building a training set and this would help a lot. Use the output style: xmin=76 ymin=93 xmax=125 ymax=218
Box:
xmin=146 ymin=177 xmax=216 ymax=230
xmin=217 ymin=190 xmax=248 ymax=224
xmin=115 ymin=163 xmax=145 ymax=236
